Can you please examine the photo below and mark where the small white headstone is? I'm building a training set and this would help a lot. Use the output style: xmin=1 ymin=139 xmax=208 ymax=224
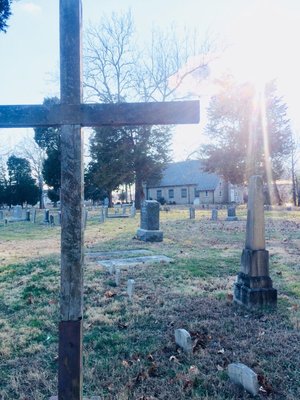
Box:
xmin=130 ymin=204 xmax=136 ymax=217
xmin=58 ymin=211 xmax=61 ymax=225
xmin=115 ymin=268 xmax=120 ymax=286
xmin=174 ymin=328 xmax=192 ymax=353
xmin=84 ymin=209 xmax=88 ymax=228
xmin=127 ymin=279 xmax=135 ymax=300
xmin=189 ymin=207 xmax=195 ymax=219
xmin=108 ymin=265 xmax=115 ymax=275
xmin=31 ymin=208 xmax=37 ymax=223
xmin=44 ymin=209 xmax=50 ymax=223
xmin=211 ymin=208 xmax=218 ymax=221
xmin=99 ymin=207 xmax=105 ymax=223
xmin=228 ymin=363 xmax=259 ymax=396
xmin=13 ymin=205 xmax=23 ymax=220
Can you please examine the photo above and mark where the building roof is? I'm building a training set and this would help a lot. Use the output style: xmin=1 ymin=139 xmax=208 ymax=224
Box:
xmin=149 ymin=160 xmax=220 ymax=191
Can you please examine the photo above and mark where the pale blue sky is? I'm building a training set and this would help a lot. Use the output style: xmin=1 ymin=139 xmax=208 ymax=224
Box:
xmin=1 ymin=0 xmax=300 ymax=160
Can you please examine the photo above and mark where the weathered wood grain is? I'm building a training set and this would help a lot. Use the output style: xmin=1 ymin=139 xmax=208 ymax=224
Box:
xmin=0 ymin=101 xmax=200 ymax=128
xmin=58 ymin=320 xmax=83 ymax=399
xmin=60 ymin=125 xmax=84 ymax=320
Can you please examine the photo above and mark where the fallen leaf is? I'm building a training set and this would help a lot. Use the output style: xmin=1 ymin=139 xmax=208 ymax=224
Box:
xmin=106 ymin=383 xmax=114 ymax=392
xmin=227 ymin=293 xmax=233 ymax=302
xmin=117 ymin=322 xmax=128 ymax=329
xmin=27 ymin=294 xmax=34 ymax=305
xmin=132 ymin=354 xmax=141 ymax=362
xmin=122 ymin=360 xmax=130 ymax=368
xmin=191 ymin=331 xmax=211 ymax=351
xmin=216 ymin=364 xmax=224 ymax=371
xmin=148 ymin=363 xmax=159 ymax=377
xmin=169 ymin=355 xmax=180 ymax=363
xmin=135 ymin=370 xmax=148 ymax=383
xmin=258 ymin=374 xmax=273 ymax=395
xmin=104 ymin=290 xmax=116 ymax=298
xmin=189 ymin=365 xmax=199 ymax=375
xmin=183 ymin=378 xmax=193 ymax=390
xmin=217 ymin=348 xmax=225 ymax=354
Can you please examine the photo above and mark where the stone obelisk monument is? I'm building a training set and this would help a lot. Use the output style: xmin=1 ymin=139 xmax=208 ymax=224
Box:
xmin=234 ymin=176 xmax=277 ymax=308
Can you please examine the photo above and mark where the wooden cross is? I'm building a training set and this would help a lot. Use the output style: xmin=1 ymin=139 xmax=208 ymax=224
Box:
xmin=0 ymin=1 xmax=199 ymax=399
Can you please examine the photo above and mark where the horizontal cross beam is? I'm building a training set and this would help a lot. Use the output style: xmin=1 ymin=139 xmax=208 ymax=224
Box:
xmin=0 ymin=100 xmax=199 ymax=128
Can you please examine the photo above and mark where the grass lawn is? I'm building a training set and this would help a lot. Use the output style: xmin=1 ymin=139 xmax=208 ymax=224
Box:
xmin=0 ymin=207 xmax=300 ymax=399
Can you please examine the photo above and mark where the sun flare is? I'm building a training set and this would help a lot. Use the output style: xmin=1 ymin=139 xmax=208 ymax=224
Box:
xmin=225 ymin=1 xmax=294 ymax=90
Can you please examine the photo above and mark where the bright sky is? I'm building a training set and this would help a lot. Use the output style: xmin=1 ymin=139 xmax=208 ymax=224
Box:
xmin=0 ymin=0 xmax=300 ymax=160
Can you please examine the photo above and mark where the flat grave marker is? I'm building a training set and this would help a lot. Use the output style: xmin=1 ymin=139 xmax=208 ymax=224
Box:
xmin=98 ymin=255 xmax=173 ymax=269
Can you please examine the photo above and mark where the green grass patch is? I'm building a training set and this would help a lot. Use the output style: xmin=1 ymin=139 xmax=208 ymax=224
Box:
xmin=0 ymin=208 xmax=300 ymax=398
xmin=164 ymin=252 xmax=239 ymax=279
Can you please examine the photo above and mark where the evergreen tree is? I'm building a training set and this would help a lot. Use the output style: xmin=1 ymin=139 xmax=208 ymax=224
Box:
xmin=0 ymin=0 xmax=12 ymax=33
xmin=6 ymin=155 xmax=39 ymax=206
xmin=86 ymin=125 xmax=171 ymax=208
xmin=0 ymin=161 xmax=7 ymax=206
xmin=86 ymin=126 xmax=133 ymax=206
xmin=34 ymin=97 xmax=61 ymax=204
xmin=201 ymin=77 xmax=292 ymax=204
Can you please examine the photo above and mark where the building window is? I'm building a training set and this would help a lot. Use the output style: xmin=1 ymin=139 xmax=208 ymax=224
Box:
xmin=219 ymin=191 xmax=222 ymax=196
xmin=168 ymin=189 xmax=174 ymax=199
xmin=181 ymin=188 xmax=187 ymax=198
xmin=205 ymin=190 xmax=208 ymax=197
xmin=156 ymin=190 xmax=162 ymax=199
xmin=194 ymin=188 xmax=200 ymax=197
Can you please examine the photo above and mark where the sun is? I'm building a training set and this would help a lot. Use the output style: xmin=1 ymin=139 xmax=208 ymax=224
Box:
xmin=224 ymin=1 xmax=290 ymax=90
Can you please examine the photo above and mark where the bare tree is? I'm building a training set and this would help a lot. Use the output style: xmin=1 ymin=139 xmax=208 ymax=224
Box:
xmin=84 ymin=10 xmax=214 ymax=103
xmin=83 ymin=11 xmax=215 ymax=207
xmin=84 ymin=10 xmax=138 ymax=103
xmin=290 ymin=132 xmax=300 ymax=206
xmin=14 ymin=134 xmax=46 ymax=208
xmin=135 ymin=26 xmax=213 ymax=102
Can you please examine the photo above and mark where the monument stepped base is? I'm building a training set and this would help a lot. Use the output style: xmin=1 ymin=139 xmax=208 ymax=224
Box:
xmin=234 ymin=281 xmax=277 ymax=308
xmin=136 ymin=228 xmax=163 ymax=242
xmin=226 ymin=216 xmax=238 ymax=221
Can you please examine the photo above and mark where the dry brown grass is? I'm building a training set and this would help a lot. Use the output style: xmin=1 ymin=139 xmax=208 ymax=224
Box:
xmin=0 ymin=207 xmax=300 ymax=399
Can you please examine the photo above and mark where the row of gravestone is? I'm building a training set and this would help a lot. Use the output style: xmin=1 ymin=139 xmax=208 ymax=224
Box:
xmin=108 ymin=203 xmax=136 ymax=218
xmin=137 ymin=177 xmax=277 ymax=309
xmin=0 ymin=203 xmax=136 ymax=226
xmin=189 ymin=206 xmax=238 ymax=221
xmin=0 ymin=206 xmax=37 ymax=223
xmin=0 ymin=207 xmax=60 ymax=225
xmin=135 ymin=202 xmax=239 ymax=243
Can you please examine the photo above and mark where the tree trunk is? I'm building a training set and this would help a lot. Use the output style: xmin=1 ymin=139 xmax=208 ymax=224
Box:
xmin=39 ymin=179 xmax=44 ymax=209
xmin=291 ymin=144 xmax=297 ymax=206
xmin=296 ymin=177 xmax=300 ymax=207
xmin=135 ymin=177 xmax=145 ymax=210
xmin=272 ymin=181 xmax=282 ymax=205
xmin=263 ymin=185 xmax=271 ymax=205
xmin=108 ymin=191 xmax=113 ymax=208
xmin=292 ymin=177 xmax=297 ymax=206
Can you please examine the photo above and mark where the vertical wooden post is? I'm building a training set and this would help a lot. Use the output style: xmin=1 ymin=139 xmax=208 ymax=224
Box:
xmin=58 ymin=1 xmax=83 ymax=399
